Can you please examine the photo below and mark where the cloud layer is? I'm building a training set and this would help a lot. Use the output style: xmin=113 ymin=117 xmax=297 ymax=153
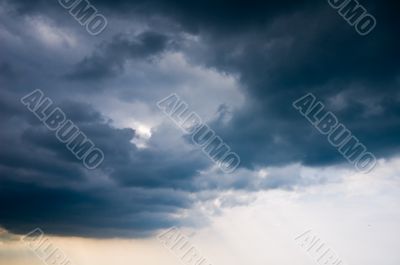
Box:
xmin=0 ymin=0 xmax=399 ymax=237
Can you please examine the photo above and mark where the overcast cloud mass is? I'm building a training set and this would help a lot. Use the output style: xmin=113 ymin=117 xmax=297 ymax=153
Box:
xmin=0 ymin=0 xmax=399 ymax=240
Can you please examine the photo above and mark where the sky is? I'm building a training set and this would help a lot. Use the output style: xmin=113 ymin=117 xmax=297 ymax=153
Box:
xmin=0 ymin=0 xmax=399 ymax=264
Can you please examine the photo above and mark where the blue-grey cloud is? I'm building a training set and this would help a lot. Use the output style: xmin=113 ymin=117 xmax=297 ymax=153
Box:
xmin=0 ymin=0 xmax=399 ymax=238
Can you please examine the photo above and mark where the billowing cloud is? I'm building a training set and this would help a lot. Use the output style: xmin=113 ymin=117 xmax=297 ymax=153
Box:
xmin=0 ymin=0 xmax=399 ymax=238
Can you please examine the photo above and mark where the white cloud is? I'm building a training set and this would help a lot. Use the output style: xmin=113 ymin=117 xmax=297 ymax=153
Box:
xmin=29 ymin=17 xmax=77 ymax=48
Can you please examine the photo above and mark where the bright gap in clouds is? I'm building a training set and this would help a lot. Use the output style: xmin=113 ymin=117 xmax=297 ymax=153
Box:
xmin=89 ymin=51 xmax=244 ymax=150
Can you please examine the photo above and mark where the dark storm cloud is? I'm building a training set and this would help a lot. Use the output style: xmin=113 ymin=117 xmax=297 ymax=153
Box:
xmin=0 ymin=96 xmax=208 ymax=237
xmin=0 ymin=179 xmax=195 ymax=238
xmin=0 ymin=0 xmax=211 ymax=237
xmin=1 ymin=0 xmax=399 ymax=238
xmin=67 ymin=31 xmax=170 ymax=80
xmin=198 ymin=1 xmax=400 ymax=168
xmin=84 ymin=0 xmax=398 ymax=168
xmin=6 ymin=0 xmax=317 ymax=30
xmin=55 ymin=0 xmax=398 ymax=169
xmin=90 ymin=0 xmax=318 ymax=32
xmin=0 ymin=62 xmax=15 ymax=78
